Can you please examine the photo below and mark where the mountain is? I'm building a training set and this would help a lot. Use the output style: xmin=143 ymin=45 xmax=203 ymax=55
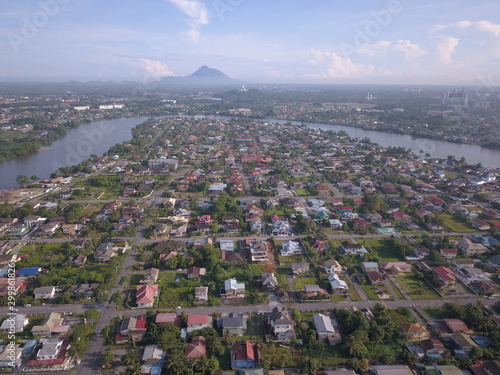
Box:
xmin=188 ymin=65 xmax=229 ymax=79
xmin=159 ymin=65 xmax=239 ymax=86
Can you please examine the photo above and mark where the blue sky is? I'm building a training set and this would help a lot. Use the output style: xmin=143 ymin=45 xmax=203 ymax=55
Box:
xmin=1 ymin=0 xmax=499 ymax=84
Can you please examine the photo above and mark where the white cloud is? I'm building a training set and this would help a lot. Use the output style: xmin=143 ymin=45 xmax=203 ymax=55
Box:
xmin=435 ymin=36 xmax=459 ymax=63
xmin=165 ymin=0 xmax=209 ymax=42
xmin=433 ymin=20 xmax=500 ymax=37
xmin=357 ymin=40 xmax=427 ymax=60
xmin=308 ymin=48 xmax=388 ymax=79
xmin=136 ymin=59 xmax=175 ymax=78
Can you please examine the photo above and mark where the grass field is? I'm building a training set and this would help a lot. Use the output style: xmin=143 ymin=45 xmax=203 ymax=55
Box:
xmin=395 ymin=274 xmax=441 ymax=300
xmin=438 ymin=213 xmax=476 ymax=233
xmin=293 ymin=276 xmax=319 ymax=291
xmin=343 ymin=277 xmax=361 ymax=301
xmin=157 ymin=272 xmax=201 ymax=308
xmin=360 ymin=284 xmax=387 ymax=300
xmin=357 ymin=238 xmax=401 ymax=261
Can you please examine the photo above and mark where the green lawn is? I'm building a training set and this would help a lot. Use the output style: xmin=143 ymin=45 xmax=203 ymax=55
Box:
xmin=157 ymin=272 xmax=202 ymax=307
xmin=360 ymin=284 xmax=387 ymax=300
xmin=395 ymin=274 xmax=441 ymax=300
xmin=293 ymin=276 xmax=319 ymax=291
xmin=276 ymin=266 xmax=292 ymax=289
xmin=437 ymin=213 xmax=476 ymax=233
xmin=357 ymin=238 xmax=401 ymax=261
xmin=305 ymin=345 xmax=350 ymax=367
xmin=386 ymin=277 xmax=404 ymax=299
xmin=343 ymin=277 xmax=361 ymax=302
xmin=278 ymin=255 xmax=307 ymax=264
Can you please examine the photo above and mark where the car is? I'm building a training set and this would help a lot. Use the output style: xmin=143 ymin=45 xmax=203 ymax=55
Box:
xmin=175 ymin=306 xmax=182 ymax=309
xmin=25 ymin=304 xmax=31 ymax=308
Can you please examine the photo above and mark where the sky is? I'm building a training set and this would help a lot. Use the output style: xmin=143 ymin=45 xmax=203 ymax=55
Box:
xmin=1 ymin=0 xmax=500 ymax=85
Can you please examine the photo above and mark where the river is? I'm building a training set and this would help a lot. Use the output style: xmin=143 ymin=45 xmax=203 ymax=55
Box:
xmin=0 ymin=115 xmax=499 ymax=190
xmin=0 ymin=117 xmax=151 ymax=191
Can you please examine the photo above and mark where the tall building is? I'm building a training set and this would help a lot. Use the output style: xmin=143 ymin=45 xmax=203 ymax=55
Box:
xmin=442 ymin=88 xmax=468 ymax=107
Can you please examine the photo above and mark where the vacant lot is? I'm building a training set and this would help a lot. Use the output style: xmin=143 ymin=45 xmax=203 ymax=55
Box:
xmin=438 ymin=213 xmax=476 ymax=233
xmin=357 ymin=238 xmax=401 ymax=261
xmin=395 ymin=273 xmax=441 ymax=300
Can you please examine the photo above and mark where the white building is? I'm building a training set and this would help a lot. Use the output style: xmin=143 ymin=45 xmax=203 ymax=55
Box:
xmin=280 ymin=240 xmax=302 ymax=256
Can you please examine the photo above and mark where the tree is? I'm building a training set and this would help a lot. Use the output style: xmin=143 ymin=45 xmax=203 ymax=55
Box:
xmin=84 ymin=309 xmax=101 ymax=321
xmin=30 ymin=175 xmax=39 ymax=182
xmin=16 ymin=174 xmax=29 ymax=186
xmin=101 ymin=347 xmax=114 ymax=369
xmin=121 ymin=351 xmax=140 ymax=366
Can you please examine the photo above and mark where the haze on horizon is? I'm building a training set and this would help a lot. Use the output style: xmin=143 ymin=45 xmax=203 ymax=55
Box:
xmin=1 ymin=0 xmax=499 ymax=85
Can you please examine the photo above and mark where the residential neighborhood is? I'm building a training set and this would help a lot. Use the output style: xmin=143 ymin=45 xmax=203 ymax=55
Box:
xmin=0 ymin=114 xmax=499 ymax=375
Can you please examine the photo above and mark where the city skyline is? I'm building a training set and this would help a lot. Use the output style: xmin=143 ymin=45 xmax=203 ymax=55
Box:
xmin=2 ymin=0 xmax=500 ymax=85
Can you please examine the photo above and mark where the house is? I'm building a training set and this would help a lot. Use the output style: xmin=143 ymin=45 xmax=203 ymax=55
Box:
xmin=155 ymin=313 xmax=181 ymax=327
xmin=94 ymin=242 xmax=118 ymax=263
xmin=18 ymin=267 xmax=42 ymax=278
xmin=483 ymin=360 xmax=500 ymax=375
xmin=275 ymin=288 xmax=290 ymax=303
xmin=302 ymin=285 xmax=328 ymax=300
xmin=31 ymin=313 xmax=64 ymax=337
xmin=339 ymin=239 xmax=368 ymax=256
xmin=187 ymin=314 xmax=211 ymax=333
xmin=442 ymin=318 xmax=473 ymax=334
xmin=117 ymin=315 xmax=147 ymax=342
xmin=372 ymin=365 xmax=412 ymax=375
xmin=73 ymin=254 xmax=87 ymax=267
xmin=452 ymin=258 xmax=475 ymax=268
xmin=142 ymin=344 xmax=166 ymax=363
xmin=457 ymin=238 xmax=488 ymax=256
xmin=267 ymin=306 xmax=296 ymax=341
xmin=218 ymin=313 xmax=247 ymax=336
xmin=8 ymin=226 xmax=30 ymax=237
xmin=0 ymin=314 xmax=28 ymax=333
xmin=194 ymin=286 xmax=209 ymax=302
xmin=261 ymin=272 xmax=278 ymax=290
xmin=469 ymin=281 xmax=500 ymax=297
xmin=328 ymin=274 xmax=348 ymax=293
xmin=420 ymin=338 xmax=445 ymax=358
xmin=140 ymin=268 xmax=160 ymax=285
xmin=440 ymin=248 xmax=458 ymax=260
xmin=219 ymin=240 xmax=235 ymax=252
xmin=324 ymin=259 xmax=342 ymax=274
xmin=379 ymin=262 xmax=412 ymax=275
xmin=231 ymin=341 xmax=261 ymax=369
xmin=0 ymin=344 xmax=22 ymax=368
xmin=23 ymin=215 xmax=46 ymax=227
xmin=433 ymin=266 xmax=455 ymax=286
xmin=247 ymin=239 xmax=269 ymax=263
xmin=185 ymin=336 xmax=206 ymax=359
xmin=360 ymin=262 xmax=379 ymax=273
xmin=329 ymin=219 xmax=343 ymax=229
xmin=33 ymin=286 xmax=56 ymax=299
xmin=187 ymin=266 xmax=206 ymax=279
xmin=487 ymin=254 xmax=500 ymax=270
xmin=136 ymin=285 xmax=159 ymax=308
xmin=270 ymin=220 xmax=292 ymax=236
xmin=366 ymin=271 xmax=385 ymax=285
xmin=454 ymin=267 xmax=491 ymax=285
xmin=67 ymin=283 xmax=100 ymax=298
xmin=36 ymin=338 xmax=63 ymax=360
xmin=450 ymin=332 xmax=477 ymax=352
xmin=222 ymin=279 xmax=245 ymax=298
xmin=400 ymin=323 xmax=430 ymax=340
xmin=280 ymin=240 xmax=301 ymax=256
xmin=222 ymin=252 xmax=245 ymax=264
xmin=291 ymin=262 xmax=310 ymax=274
xmin=312 ymin=313 xmax=341 ymax=344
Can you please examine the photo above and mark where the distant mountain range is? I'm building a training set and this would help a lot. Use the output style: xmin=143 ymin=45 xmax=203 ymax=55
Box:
xmin=59 ymin=66 xmax=241 ymax=87
xmin=159 ymin=65 xmax=240 ymax=86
